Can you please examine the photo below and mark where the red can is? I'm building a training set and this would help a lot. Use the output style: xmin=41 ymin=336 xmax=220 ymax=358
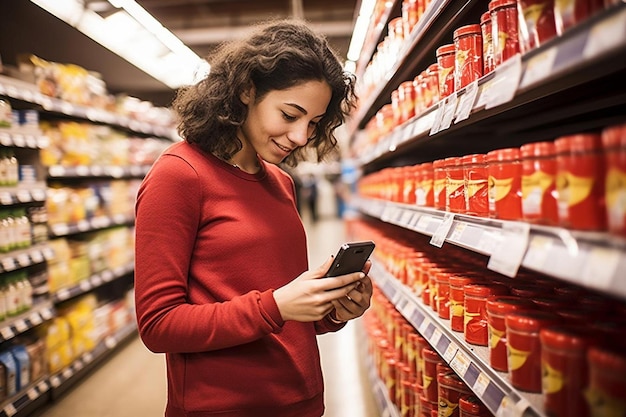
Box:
xmin=464 ymin=283 xmax=509 ymax=346
xmin=586 ymin=345 xmax=626 ymax=417
xmin=414 ymin=73 xmax=426 ymax=116
xmin=480 ymin=12 xmax=495 ymax=74
xmin=422 ymin=347 xmax=444 ymax=402
xmin=517 ymin=0 xmax=558 ymax=53
xmin=425 ymin=63 xmax=440 ymax=108
xmin=437 ymin=270 xmax=452 ymax=319
xmin=417 ymin=162 xmax=435 ymax=207
xmin=486 ymin=296 xmax=536 ymax=372
xmin=449 ymin=275 xmax=485 ymax=332
xmin=487 ymin=148 xmax=523 ymax=220
xmin=462 ymin=153 xmax=489 ymax=217
xmin=399 ymin=80 xmax=416 ymax=123
xmin=554 ymin=0 xmax=604 ymax=36
xmin=489 ymin=0 xmax=520 ymax=66
xmin=438 ymin=371 xmax=472 ymax=417
xmin=602 ymin=123 xmax=626 ymax=236
xmin=420 ymin=395 xmax=437 ymax=417
xmin=555 ymin=133 xmax=606 ymax=231
xmin=459 ymin=395 xmax=491 ymax=417
xmin=446 ymin=156 xmax=466 ymax=213
xmin=402 ymin=0 xmax=419 ymax=38
xmin=453 ymin=24 xmax=483 ymax=90
xmin=434 ymin=159 xmax=447 ymax=210
xmin=540 ymin=325 xmax=597 ymax=417
xmin=436 ymin=44 xmax=456 ymax=98
xmin=520 ymin=141 xmax=559 ymax=225
xmin=505 ymin=310 xmax=561 ymax=392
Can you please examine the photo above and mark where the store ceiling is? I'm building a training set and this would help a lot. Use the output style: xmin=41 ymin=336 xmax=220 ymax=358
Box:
xmin=0 ymin=0 xmax=358 ymax=107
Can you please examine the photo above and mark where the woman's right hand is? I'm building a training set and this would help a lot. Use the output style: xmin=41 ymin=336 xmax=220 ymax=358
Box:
xmin=273 ymin=256 xmax=365 ymax=322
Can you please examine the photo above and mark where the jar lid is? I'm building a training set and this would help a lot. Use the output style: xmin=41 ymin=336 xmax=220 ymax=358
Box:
xmin=438 ymin=371 xmax=471 ymax=392
xmin=436 ymin=44 xmax=456 ymax=56
xmin=489 ymin=0 xmax=517 ymax=11
xmin=433 ymin=159 xmax=446 ymax=168
xmin=532 ymin=297 xmax=570 ymax=310
xmin=509 ymin=284 xmax=547 ymax=298
xmin=436 ymin=271 xmax=450 ymax=283
xmin=539 ymin=325 xmax=596 ymax=351
xmin=449 ymin=274 xmax=484 ymax=287
xmin=602 ymin=123 xmax=626 ymax=148
xmin=428 ymin=63 xmax=439 ymax=73
xmin=420 ymin=161 xmax=434 ymax=170
xmin=454 ymin=24 xmax=482 ymax=39
xmin=487 ymin=147 xmax=521 ymax=162
xmin=422 ymin=346 xmax=443 ymax=362
xmin=588 ymin=345 xmax=626 ymax=374
xmin=505 ymin=310 xmax=561 ymax=332
xmin=520 ymin=141 xmax=556 ymax=158
xmin=464 ymin=283 xmax=509 ymax=297
xmin=437 ymin=362 xmax=453 ymax=375
xmin=554 ymin=133 xmax=602 ymax=152
xmin=459 ymin=395 xmax=488 ymax=413
xmin=480 ymin=11 xmax=491 ymax=24
xmin=444 ymin=156 xmax=461 ymax=166
xmin=461 ymin=153 xmax=487 ymax=165
xmin=486 ymin=295 xmax=535 ymax=315
xmin=400 ymin=80 xmax=414 ymax=89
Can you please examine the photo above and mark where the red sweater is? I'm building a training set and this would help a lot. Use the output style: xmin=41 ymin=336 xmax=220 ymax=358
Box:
xmin=134 ymin=142 xmax=342 ymax=417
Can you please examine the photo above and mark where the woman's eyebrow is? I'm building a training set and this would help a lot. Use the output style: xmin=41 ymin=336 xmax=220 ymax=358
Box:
xmin=286 ymin=103 xmax=325 ymax=118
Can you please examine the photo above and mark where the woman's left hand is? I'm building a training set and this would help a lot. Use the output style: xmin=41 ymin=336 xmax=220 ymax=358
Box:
xmin=330 ymin=260 xmax=373 ymax=322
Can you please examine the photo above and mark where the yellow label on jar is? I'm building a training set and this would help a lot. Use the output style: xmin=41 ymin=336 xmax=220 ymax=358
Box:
xmin=464 ymin=311 xmax=480 ymax=327
xmin=507 ymin=344 xmax=531 ymax=371
xmin=439 ymin=67 xmax=454 ymax=92
xmin=488 ymin=324 xmax=505 ymax=349
xmin=434 ymin=178 xmax=446 ymax=195
xmin=523 ymin=3 xmax=547 ymax=24
xmin=567 ymin=172 xmax=594 ymax=206
xmin=456 ymin=48 xmax=469 ymax=71
xmin=450 ymin=300 xmax=464 ymax=317
xmin=489 ymin=176 xmax=514 ymax=202
xmin=497 ymin=31 xmax=508 ymax=55
xmin=606 ymin=168 xmax=626 ymax=221
xmin=585 ymin=386 xmax=626 ymax=417
xmin=423 ymin=374 xmax=433 ymax=390
xmin=466 ymin=179 xmax=487 ymax=198
xmin=438 ymin=397 xmax=459 ymax=417
xmin=542 ymin=361 xmax=564 ymax=394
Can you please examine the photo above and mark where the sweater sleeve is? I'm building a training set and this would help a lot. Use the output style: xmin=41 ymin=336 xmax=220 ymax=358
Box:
xmin=134 ymin=155 xmax=284 ymax=354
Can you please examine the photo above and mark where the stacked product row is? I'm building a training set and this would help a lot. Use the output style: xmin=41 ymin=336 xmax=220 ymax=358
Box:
xmin=358 ymin=122 xmax=626 ymax=235
xmin=347 ymin=218 xmax=626 ymax=417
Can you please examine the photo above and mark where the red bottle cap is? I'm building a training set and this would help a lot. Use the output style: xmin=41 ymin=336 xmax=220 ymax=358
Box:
xmin=555 ymin=133 xmax=603 ymax=153
xmin=489 ymin=0 xmax=517 ymax=11
xmin=480 ymin=11 xmax=491 ymax=24
xmin=454 ymin=24 xmax=482 ymax=39
xmin=461 ymin=153 xmax=487 ymax=165
xmin=428 ymin=63 xmax=439 ymax=73
xmin=520 ymin=141 xmax=556 ymax=158
xmin=436 ymin=44 xmax=456 ymax=57
xmin=487 ymin=147 xmax=521 ymax=162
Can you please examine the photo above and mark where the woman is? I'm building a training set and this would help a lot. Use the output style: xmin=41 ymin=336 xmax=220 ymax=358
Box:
xmin=134 ymin=19 xmax=373 ymax=417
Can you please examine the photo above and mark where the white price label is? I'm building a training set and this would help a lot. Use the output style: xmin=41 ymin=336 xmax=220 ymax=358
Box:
xmin=439 ymin=93 xmax=459 ymax=131
xmin=416 ymin=215 xmax=431 ymax=231
xmin=105 ymin=336 xmax=117 ymax=349
xmin=37 ymin=381 xmax=49 ymax=393
xmin=497 ymin=397 xmax=531 ymax=417
xmin=16 ymin=189 xmax=32 ymax=202
xmin=430 ymin=213 xmax=455 ymax=248
xmin=52 ymin=223 xmax=70 ymax=236
xmin=449 ymin=222 xmax=467 ymax=242
xmin=77 ymin=220 xmax=90 ymax=232
xmin=84 ymin=352 xmax=94 ymax=363
xmin=450 ymin=350 xmax=471 ymax=376
xmin=16 ymin=253 xmax=31 ymax=267
xmin=581 ymin=247 xmax=621 ymax=290
xmin=50 ymin=376 xmax=61 ymax=388
xmin=29 ymin=312 xmax=43 ymax=326
xmin=583 ymin=8 xmax=626 ymax=59
xmin=485 ymin=54 xmax=522 ymax=110
xmin=14 ymin=319 xmax=28 ymax=333
xmin=431 ymin=328 xmax=443 ymax=347
xmin=522 ymin=235 xmax=553 ymax=270
xmin=520 ymin=48 xmax=557 ymax=88
xmin=418 ymin=318 xmax=430 ymax=335
xmin=487 ymin=222 xmax=530 ymax=277
xmin=429 ymin=101 xmax=446 ymax=135
xmin=0 ymin=191 xmax=12 ymax=205
xmin=102 ymin=270 xmax=114 ymax=281
xmin=454 ymin=81 xmax=479 ymax=123
xmin=0 ymin=327 xmax=14 ymax=340
xmin=473 ymin=372 xmax=491 ymax=396
xmin=41 ymin=308 xmax=54 ymax=320
xmin=443 ymin=341 xmax=458 ymax=362
xmin=4 ymin=403 xmax=17 ymax=417
xmin=80 ymin=280 xmax=92 ymax=292
xmin=57 ymin=288 xmax=71 ymax=301
xmin=27 ymin=387 xmax=39 ymax=400
xmin=30 ymin=250 xmax=44 ymax=264
xmin=2 ymin=258 xmax=16 ymax=271
xmin=48 ymin=165 xmax=65 ymax=177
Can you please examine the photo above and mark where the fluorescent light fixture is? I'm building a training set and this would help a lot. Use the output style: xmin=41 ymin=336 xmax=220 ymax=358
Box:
xmin=345 ymin=0 xmax=377 ymax=65
xmin=30 ymin=0 xmax=206 ymax=89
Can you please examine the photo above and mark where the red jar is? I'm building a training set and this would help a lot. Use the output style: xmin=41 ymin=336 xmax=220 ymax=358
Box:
xmin=429 ymin=270 xmax=440 ymax=312
xmin=464 ymin=283 xmax=509 ymax=346
xmin=462 ymin=153 xmax=489 ymax=217
xmin=420 ymin=395 xmax=437 ymax=417
xmin=453 ymin=24 xmax=483 ymax=90
xmin=434 ymin=159 xmax=447 ymax=210
xmin=425 ymin=63 xmax=440 ymax=108
xmin=517 ymin=0 xmax=558 ymax=53
xmin=402 ymin=0 xmax=419 ymax=38
xmin=437 ymin=271 xmax=452 ymax=319
xmin=486 ymin=296 xmax=536 ymax=371
xmin=436 ymin=44 xmax=456 ymax=98
xmin=602 ymin=123 xmax=626 ymax=236
xmin=438 ymin=371 xmax=472 ymax=417
xmin=505 ymin=311 xmax=561 ymax=392
xmin=540 ymin=325 xmax=596 ymax=417
xmin=392 ymin=89 xmax=402 ymax=127
xmin=459 ymin=395 xmax=491 ymax=417
xmin=489 ymin=0 xmax=520 ymax=66
xmin=521 ymin=141 xmax=559 ymax=225
xmin=446 ymin=156 xmax=466 ymax=213
xmin=555 ymin=133 xmax=606 ymax=230
xmin=422 ymin=347 xmax=444 ymax=402
xmin=414 ymin=73 xmax=426 ymax=116
xmin=487 ymin=147 xmax=523 ymax=220
xmin=416 ymin=333 xmax=430 ymax=384
xmin=399 ymin=80 xmax=417 ymax=124
xmin=586 ymin=345 xmax=626 ymax=417
xmin=554 ymin=0 xmax=604 ymax=36
xmin=510 ymin=283 xmax=551 ymax=299
xmin=449 ymin=275 xmax=485 ymax=332
xmin=417 ymin=162 xmax=434 ymax=207
xmin=480 ymin=12 xmax=495 ymax=74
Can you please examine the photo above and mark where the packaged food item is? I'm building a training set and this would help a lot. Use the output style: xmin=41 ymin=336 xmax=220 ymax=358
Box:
xmin=446 ymin=157 xmax=466 ymax=213
xmin=487 ymin=147 xmax=523 ymax=220
xmin=416 ymin=162 xmax=434 ymax=207
xmin=422 ymin=346 xmax=444 ymax=402
xmin=434 ymin=159 xmax=447 ymax=210
xmin=453 ymin=24 xmax=483 ymax=90
xmin=554 ymin=0 xmax=604 ymax=35
xmin=438 ymin=371 xmax=472 ymax=417
xmin=520 ymin=141 xmax=559 ymax=225
xmin=517 ymin=0 xmax=558 ymax=52
xmin=489 ymin=0 xmax=520 ymax=65
xmin=462 ymin=153 xmax=489 ymax=217
xmin=436 ymin=44 xmax=456 ymax=98
xmin=480 ymin=12 xmax=495 ymax=74
xmin=601 ymin=123 xmax=626 ymax=236
xmin=436 ymin=270 xmax=452 ymax=319
xmin=459 ymin=395 xmax=491 ymax=416
xmin=449 ymin=274 xmax=485 ymax=332
xmin=464 ymin=283 xmax=509 ymax=346
xmin=586 ymin=344 xmax=626 ymax=417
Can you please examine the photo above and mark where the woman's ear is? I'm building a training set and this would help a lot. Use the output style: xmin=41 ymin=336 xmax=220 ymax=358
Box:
xmin=240 ymin=84 xmax=255 ymax=105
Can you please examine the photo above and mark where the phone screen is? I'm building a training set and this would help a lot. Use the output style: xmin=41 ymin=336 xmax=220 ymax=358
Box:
xmin=324 ymin=241 xmax=375 ymax=277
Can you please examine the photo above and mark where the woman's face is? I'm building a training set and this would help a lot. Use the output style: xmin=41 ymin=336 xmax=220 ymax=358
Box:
xmin=238 ymin=79 xmax=332 ymax=164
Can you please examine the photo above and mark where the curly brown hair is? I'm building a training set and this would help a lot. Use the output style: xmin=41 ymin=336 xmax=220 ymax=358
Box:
xmin=171 ymin=19 xmax=357 ymax=166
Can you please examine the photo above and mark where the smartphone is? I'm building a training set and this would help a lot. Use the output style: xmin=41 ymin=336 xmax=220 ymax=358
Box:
xmin=324 ymin=241 xmax=375 ymax=277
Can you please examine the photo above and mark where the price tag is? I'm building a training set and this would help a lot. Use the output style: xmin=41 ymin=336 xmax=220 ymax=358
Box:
xmin=50 ymin=375 xmax=61 ymax=388
xmin=443 ymin=341 xmax=458 ymax=362
xmin=30 ymin=250 xmax=44 ymax=264
xmin=57 ymin=288 xmax=71 ymax=301
xmin=520 ymin=48 xmax=557 ymax=89
xmin=1 ymin=327 xmax=14 ymax=340
xmin=400 ymin=210 xmax=414 ymax=226
xmin=403 ymin=303 xmax=416 ymax=320
xmin=4 ymin=403 xmax=17 ymax=417
xmin=105 ymin=336 xmax=117 ymax=349
xmin=16 ymin=189 xmax=32 ymax=202
xmin=0 ymin=132 xmax=11 ymax=146
xmin=0 ymin=191 xmax=12 ymax=205
xmin=41 ymin=308 xmax=54 ymax=320
xmin=79 ymin=280 xmax=92 ymax=292
xmin=77 ymin=220 xmax=90 ymax=232
xmin=496 ymin=397 xmax=515 ymax=417
xmin=109 ymin=166 xmax=124 ymax=178
xmin=473 ymin=372 xmax=490 ymax=396
xmin=29 ymin=312 xmax=43 ymax=326
xmin=450 ymin=350 xmax=471 ymax=376
xmin=62 ymin=368 xmax=73 ymax=380
xmin=14 ymin=319 xmax=28 ymax=333
xmin=581 ymin=247 xmax=621 ymax=290
xmin=27 ymin=387 xmax=39 ymax=400
xmin=418 ymin=318 xmax=430 ymax=335
xmin=431 ymin=328 xmax=443 ymax=347
xmin=16 ymin=253 xmax=31 ymax=266
xmin=2 ymin=258 xmax=16 ymax=271
xmin=522 ymin=235 xmax=553 ymax=270
xmin=61 ymin=101 xmax=74 ymax=115
xmin=485 ymin=54 xmax=522 ymax=110
xmin=454 ymin=81 xmax=479 ymax=123
xmin=449 ymin=222 xmax=467 ymax=242
xmin=583 ymin=8 xmax=626 ymax=59
xmin=74 ymin=360 xmax=84 ymax=371
xmin=52 ymin=223 xmax=70 ymax=236
xmin=25 ymin=134 xmax=37 ymax=148
xmin=84 ymin=352 xmax=94 ymax=363
xmin=92 ymin=274 xmax=103 ymax=287
xmin=429 ymin=101 xmax=446 ymax=135
xmin=430 ymin=213 xmax=455 ymax=248
xmin=102 ymin=270 xmax=114 ymax=281
xmin=487 ymin=221 xmax=530 ymax=277
xmin=76 ymin=165 xmax=89 ymax=176
xmin=31 ymin=188 xmax=46 ymax=201
xmin=439 ymin=93 xmax=459 ymax=131
xmin=37 ymin=381 xmax=49 ymax=393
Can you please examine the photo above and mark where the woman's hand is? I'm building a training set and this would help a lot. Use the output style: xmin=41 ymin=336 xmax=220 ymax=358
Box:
xmin=273 ymin=256 xmax=370 ymax=322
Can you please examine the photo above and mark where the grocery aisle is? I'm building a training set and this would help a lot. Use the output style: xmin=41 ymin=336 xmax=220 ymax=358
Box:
xmin=34 ymin=213 xmax=380 ymax=417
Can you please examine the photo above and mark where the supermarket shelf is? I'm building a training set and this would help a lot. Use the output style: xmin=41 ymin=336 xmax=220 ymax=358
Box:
xmin=0 ymin=378 xmax=51 ymax=417
xmin=0 ymin=301 xmax=55 ymax=343
xmin=355 ymin=0 xmax=399 ymax=78
xmin=48 ymin=213 xmax=135 ymax=238
xmin=0 ymin=129 xmax=49 ymax=149
xmin=47 ymin=164 xmax=151 ymax=179
xmin=371 ymin=263 xmax=546 ymax=417
xmin=51 ymin=261 xmax=135 ymax=304
xmin=366 ymin=355 xmax=402 ymax=417
xmin=356 ymin=197 xmax=626 ymax=298
xmin=0 ymin=74 xmax=179 ymax=141
xmin=0 ymin=183 xmax=47 ymax=206
xmin=0 ymin=243 xmax=55 ymax=274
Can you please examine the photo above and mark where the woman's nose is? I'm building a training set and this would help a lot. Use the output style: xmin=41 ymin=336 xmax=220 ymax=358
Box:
xmin=287 ymin=122 xmax=311 ymax=146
